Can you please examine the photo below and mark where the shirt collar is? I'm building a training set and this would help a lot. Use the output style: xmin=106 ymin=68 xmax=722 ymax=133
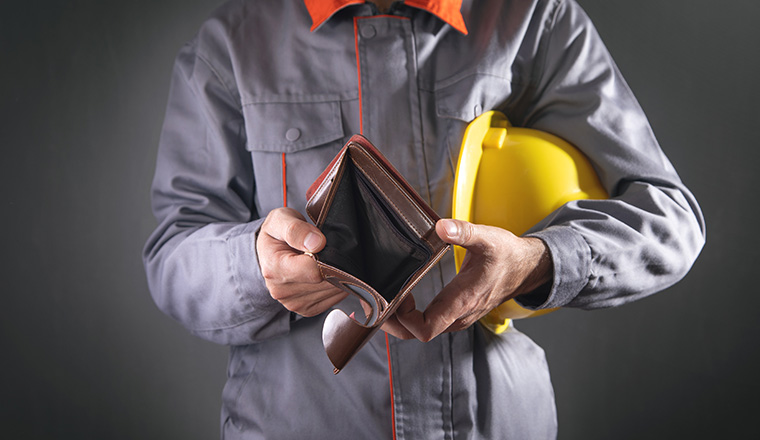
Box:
xmin=304 ymin=0 xmax=468 ymax=35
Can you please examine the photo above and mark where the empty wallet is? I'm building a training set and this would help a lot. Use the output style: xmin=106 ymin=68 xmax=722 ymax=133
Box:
xmin=305 ymin=134 xmax=450 ymax=373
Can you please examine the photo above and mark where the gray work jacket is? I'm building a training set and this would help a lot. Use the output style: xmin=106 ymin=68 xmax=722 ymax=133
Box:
xmin=143 ymin=1 xmax=705 ymax=438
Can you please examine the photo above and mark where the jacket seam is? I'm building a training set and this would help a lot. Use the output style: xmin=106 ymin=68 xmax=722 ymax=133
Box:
xmin=531 ymin=0 xmax=565 ymax=91
xmin=195 ymin=50 xmax=242 ymax=111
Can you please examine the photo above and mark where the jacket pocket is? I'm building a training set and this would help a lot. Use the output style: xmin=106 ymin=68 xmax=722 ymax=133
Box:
xmin=434 ymin=73 xmax=514 ymax=122
xmin=243 ymin=99 xmax=345 ymax=153
xmin=433 ymin=74 xmax=519 ymax=170
xmin=242 ymin=98 xmax=348 ymax=214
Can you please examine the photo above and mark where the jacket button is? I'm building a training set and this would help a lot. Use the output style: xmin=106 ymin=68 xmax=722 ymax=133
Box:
xmin=285 ymin=128 xmax=301 ymax=141
xmin=360 ymin=25 xmax=376 ymax=39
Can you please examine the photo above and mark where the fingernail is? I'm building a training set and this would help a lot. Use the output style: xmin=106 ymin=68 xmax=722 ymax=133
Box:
xmin=304 ymin=232 xmax=321 ymax=252
xmin=443 ymin=220 xmax=459 ymax=238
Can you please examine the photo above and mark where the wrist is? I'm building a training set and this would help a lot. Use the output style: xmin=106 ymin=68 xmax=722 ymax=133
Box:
xmin=516 ymin=237 xmax=553 ymax=296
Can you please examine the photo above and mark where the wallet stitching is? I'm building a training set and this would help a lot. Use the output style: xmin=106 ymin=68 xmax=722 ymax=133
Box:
xmin=351 ymin=150 xmax=434 ymax=247
xmin=306 ymin=147 xmax=348 ymax=224
xmin=314 ymin=257 xmax=328 ymax=280
xmin=318 ymin=155 xmax=349 ymax=227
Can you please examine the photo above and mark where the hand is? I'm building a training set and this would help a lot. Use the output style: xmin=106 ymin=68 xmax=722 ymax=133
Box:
xmin=394 ymin=218 xmax=552 ymax=342
xmin=257 ymin=208 xmax=418 ymax=339
xmin=256 ymin=207 xmax=347 ymax=317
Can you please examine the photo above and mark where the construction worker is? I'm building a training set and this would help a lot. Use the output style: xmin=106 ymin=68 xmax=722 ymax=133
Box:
xmin=143 ymin=1 xmax=705 ymax=438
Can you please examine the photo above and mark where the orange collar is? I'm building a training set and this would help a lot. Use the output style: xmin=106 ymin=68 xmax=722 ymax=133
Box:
xmin=304 ymin=0 xmax=468 ymax=35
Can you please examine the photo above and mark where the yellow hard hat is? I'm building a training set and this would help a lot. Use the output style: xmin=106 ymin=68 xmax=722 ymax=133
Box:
xmin=452 ymin=111 xmax=607 ymax=333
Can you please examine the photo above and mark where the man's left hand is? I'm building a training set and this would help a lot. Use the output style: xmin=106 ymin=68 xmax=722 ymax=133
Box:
xmin=394 ymin=219 xmax=552 ymax=342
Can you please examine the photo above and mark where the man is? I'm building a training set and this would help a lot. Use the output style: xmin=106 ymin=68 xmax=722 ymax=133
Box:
xmin=143 ymin=1 xmax=705 ymax=438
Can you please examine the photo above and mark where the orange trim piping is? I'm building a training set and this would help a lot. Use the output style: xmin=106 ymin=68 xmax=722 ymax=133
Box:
xmin=353 ymin=17 xmax=363 ymax=135
xmin=385 ymin=332 xmax=397 ymax=440
xmin=281 ymin=152 xmax=288 ymax=207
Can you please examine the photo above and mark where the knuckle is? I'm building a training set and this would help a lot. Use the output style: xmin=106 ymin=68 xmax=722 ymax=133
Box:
xmin=262 ymin=207 xmax=285 ymax=229
xmin=264 ymin=208 xmax=303 ymax=237
xmin=283 ymin=220 xmax=298 ymax=239
xmin=271 ymin=206 xmax=294 ymax=219
xmin=260 ymin=213 xmax=273 ymax=230
xmin=284 ymin=218 xmax=306 ymax=246
xmin=460 ymin=222 xmax=474 ymax=245
xmin=453 ymin=317 xmax=472 ymax=331
xmin=268 ymin=286 xmax=285 ymax=301
xmin=305 ymin=269 xmax=324 ymax=284
xmin=260 ymin=261 xmax=277 ymax=281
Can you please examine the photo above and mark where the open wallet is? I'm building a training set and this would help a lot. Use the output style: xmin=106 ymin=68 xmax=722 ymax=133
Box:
xmin=305 ymin=135 xmax=451 ymax=374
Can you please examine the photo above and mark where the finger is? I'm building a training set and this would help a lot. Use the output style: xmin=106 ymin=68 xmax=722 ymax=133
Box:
xmin=442 ymin=310 xmax=479 ymax=334
xmin=379 ymin=295 xmax=417 ymax=340
xmin=259 ymin=246 xmax=324 ymax=285
xmin=269 ymin=280 xmax=341 ymax=302
xmin=276 ymin=283 xmax=348 ymax=316
xmin=263 ymin=207 xmax=326 ymax=253
xmin=395 ymin=272 xmax=488 ymax=342
xmin=381 ymin=316 xmax=416 ymax=340
xmin=394 ymin=291 xmax=460 ymax=342
xmin=436 ymin=218 xmax=497 ymax=253
xmin=294 ymin=289 xmax=349 ymax=317
xmin=394 ymin=306 xmax=438 ymax=343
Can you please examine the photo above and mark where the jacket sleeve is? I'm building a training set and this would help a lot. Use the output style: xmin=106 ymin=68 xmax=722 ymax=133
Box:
xmin=517 ymin=0 xmax=706 ymax=310
xmin=142 ymin=38 xmax=291 ymax=346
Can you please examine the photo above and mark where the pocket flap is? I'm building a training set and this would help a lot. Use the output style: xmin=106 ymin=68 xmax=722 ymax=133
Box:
xmin=435 ymin=74 xmax=513 ymax=121
xmin=243 ymin=100 xmax=344 ymax=153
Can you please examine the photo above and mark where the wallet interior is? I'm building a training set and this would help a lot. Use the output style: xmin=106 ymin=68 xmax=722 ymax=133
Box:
xmin=317 ymin=159 xmax=432 ymax=303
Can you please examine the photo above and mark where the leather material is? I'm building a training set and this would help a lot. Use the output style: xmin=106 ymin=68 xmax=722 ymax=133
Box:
xmin=306 ymin=135 xmax=450 ymax=373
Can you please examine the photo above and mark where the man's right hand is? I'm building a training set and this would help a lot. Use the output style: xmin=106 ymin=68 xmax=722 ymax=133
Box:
xmin=255 ymin=207 xmax=416 ymax=340
xmin=256 ymin=207 xmax=347 ymax=317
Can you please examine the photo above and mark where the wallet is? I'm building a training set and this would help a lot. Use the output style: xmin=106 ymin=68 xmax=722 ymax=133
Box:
xmin=305 ymin=135 xmax=450 ymax=373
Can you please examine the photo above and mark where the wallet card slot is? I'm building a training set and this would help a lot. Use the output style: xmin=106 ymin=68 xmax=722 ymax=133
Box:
xmin=352 ymin=166 xmax=432 ymax=302
xmin=318 ymin=163 xmax=365 ymax=279
xmin=317 ymin=159 xmax=432 ymax=303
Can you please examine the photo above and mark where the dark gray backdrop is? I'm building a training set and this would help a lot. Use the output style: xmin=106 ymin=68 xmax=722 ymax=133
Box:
xmin=1 ymin=1 xmax=757 ymax=438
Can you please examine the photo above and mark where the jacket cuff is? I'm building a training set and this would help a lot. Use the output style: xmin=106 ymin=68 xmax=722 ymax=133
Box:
xmin=519 ymin=226 xmax=591 ymax=310
xmin=227 ymin=218 xmax=286 ymax=315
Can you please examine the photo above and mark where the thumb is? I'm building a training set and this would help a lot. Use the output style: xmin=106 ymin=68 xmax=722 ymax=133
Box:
xmin=261 ymin=207 xmax=326 ymax=253
xmin=436 ymin=219 xmax=487 ymax=250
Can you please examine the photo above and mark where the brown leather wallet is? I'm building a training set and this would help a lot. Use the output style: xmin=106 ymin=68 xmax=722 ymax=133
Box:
xmin=305 ymin=135 xmax=450 ymax=373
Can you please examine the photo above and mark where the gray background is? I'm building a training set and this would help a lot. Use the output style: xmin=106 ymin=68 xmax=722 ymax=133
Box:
xmin=1 ymin=0 xmax=757 ymax=438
